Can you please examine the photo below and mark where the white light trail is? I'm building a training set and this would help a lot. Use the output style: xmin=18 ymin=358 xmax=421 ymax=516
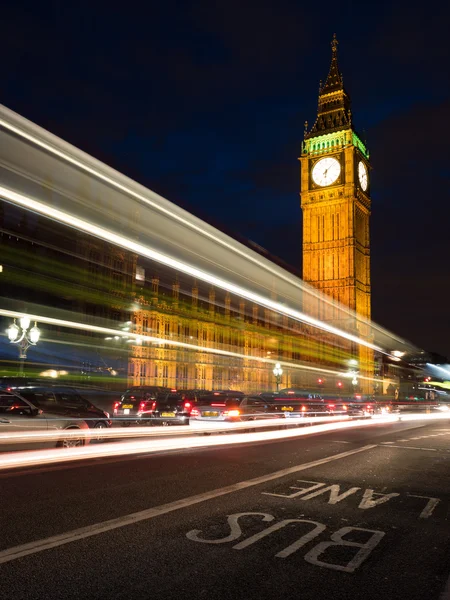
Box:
xmin=0 ymin=111 xmax=345 ymax=320
xmin=0 ymin=308 xmax=356 ymax=379
xmin=0 ymin=416 xmax=398 ymax=471
xmin=1 ymin=411 xmax=447 ymax=451
xmin=0 ymin=415 xmax=349 ymax=446
xmin=0 ymin=185 xmax=388 ymax=356
xmin=1 ymin=412 xmax=448 ymax=471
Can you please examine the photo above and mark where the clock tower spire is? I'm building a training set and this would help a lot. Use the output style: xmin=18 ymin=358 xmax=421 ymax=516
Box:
xmin=306 ymin=34 xmax=352 ymax=139
xmin=300 ymin=35 xmax=372 ymax=391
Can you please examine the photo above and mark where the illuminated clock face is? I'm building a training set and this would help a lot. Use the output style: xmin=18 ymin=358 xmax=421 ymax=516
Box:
xmin=312 ymin=157 xmax=341 ymax=187
xmin=358 ymin=161 xmax=368 ymax=191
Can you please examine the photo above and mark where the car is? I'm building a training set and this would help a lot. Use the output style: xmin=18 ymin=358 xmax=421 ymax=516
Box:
xmin=147 ymin=390 xmax=199 ymax=426
xmin=0 ymin=390 xmax=90 ymax=451
xmin=190 ymin=394 xmax=277 ymax=423
xmin=9 ymin=385 xmax=112 ymax=431
xmin=113 ymin=386 xmax=171 ymax=425
xmin=347 ymin=394 xmax=391 ymax=417
xmin=114 ymin=387 xmax=216 ymax=426
xmin=269 ymin=389 xmax=349 ymax=417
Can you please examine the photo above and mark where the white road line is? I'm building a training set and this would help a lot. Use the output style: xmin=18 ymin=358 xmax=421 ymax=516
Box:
xmin=407 ymin=495 xmax=441 ymax=519
xmin=329 ymin=440 xmax=351 ymax=444
xmin=0 ymin=445 xmax=376 ymax=565
xmin=379 ymin=445 xmax=438 ymax=452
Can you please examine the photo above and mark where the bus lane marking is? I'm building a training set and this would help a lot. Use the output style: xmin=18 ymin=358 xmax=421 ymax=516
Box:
xmin=407 ymin=494 xmax=440 ymax=519
xmin=0 ymin=444 xmax=376 ymax=565
xmin=262 ymin=479 xmax=440 ymax=518
xmin=186 ymin=512 xmax=385 ymax=573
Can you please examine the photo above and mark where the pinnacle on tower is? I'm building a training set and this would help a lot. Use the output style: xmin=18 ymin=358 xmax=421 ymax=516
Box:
xmin=304 ymin=35 xmax=352 ymax=139
xmin=321 ymin=33 xmax=344 ymax=94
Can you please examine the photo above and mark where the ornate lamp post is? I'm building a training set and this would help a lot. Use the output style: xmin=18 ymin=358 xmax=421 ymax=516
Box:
xmin=273 ymin=362 xmax=283 ymax=392
xmin=7 ymin=317 xmax=41 ymax=374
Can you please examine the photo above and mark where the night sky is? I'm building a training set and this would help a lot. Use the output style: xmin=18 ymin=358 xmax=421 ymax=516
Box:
xmin=3 ymin=1 xmax=450 ymax=358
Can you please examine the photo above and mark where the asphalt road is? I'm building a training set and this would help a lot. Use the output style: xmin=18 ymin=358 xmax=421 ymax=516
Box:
xmin=0 ymin=418 xmax=449 ymax=600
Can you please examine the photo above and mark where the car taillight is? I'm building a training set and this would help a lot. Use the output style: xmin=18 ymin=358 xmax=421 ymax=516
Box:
xmin=113 ymin=402 xmax=120 ymax=409
xmin=184 ymin=401 xmax=192 ymax=411
xmin=151 ymin=401 xmax=156 ymax=410
xmin=367 ymin=405 xmax=372 ymax=410
xmin=301 ymin=405 xmax=307 ymax=412
xmin=139 ymin=401 xmax=146 ymax=411
xmin=191 ymin=408 xmax=199 ymax=417
xmin=343 ymin=405 xmax=347 ymax=410
xmin=224 ymin=409 xmax=240 ymax=417
xmin=328 ymin=404 xmax=335 ymax=409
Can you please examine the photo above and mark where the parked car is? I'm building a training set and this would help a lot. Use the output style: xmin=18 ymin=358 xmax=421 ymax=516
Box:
xmin=265 ymin=389 xmax=348 ymax=417
xmin=148 ymin=390 xmax=198 ymax=426
xmin=190 ymin=394 xmax=277 ymax=423
xmin=9 ymin=385 xmax=112 ymax=431
xmin=347 ymin=395 xmax=391 ymax=417
xmin=113 ymin=386 xmax=170 ymax=425
xmin=0 ymin=390 xmax=90 ymax=451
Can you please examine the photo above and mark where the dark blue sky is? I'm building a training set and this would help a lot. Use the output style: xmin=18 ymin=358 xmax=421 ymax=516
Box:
xmin=3 ymin=0 xmax=450 ymax=357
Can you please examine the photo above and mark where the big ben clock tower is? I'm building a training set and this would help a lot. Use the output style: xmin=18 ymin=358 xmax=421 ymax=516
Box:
xmin=300 ymin=35 xmax=372 ymax=385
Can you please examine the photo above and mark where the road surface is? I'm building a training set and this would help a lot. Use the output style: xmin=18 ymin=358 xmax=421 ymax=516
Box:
xmin=0 ymin=418 xmax=449 ymax=600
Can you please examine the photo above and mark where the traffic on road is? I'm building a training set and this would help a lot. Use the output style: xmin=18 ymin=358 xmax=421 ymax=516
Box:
xmin=0 ymin=379 xmax=448 ymax=455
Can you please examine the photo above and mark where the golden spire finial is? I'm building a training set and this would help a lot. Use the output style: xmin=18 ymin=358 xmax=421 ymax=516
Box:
xmin=331 ymin=33 xmax=338 ymax=53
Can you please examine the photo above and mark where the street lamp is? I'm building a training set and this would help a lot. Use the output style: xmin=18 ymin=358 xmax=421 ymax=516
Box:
xmin=7 ymin=317 xmax=41 ymax=374
xmin=273 ymin=362 xmax=283 ymax=392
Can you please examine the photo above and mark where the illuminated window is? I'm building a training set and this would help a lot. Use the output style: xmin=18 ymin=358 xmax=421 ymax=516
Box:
xmin=135 ymin=265 xmax=145 ymax=282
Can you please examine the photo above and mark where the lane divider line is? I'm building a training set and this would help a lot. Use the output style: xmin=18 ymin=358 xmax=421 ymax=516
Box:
xmin=0 ymin=444 xmax=376 ymax=565
xmin=378 ymin=444 xmax=438 ymax=452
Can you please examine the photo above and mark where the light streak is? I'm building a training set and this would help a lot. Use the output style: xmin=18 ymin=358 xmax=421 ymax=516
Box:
xmin=0 ymin=185 xmax=387 ymax=356
xmin=0 ymin=307 xmax=378 ymax=382
xmin=0 ymin=109 xmax=349 ymax=321
xmin=3 ymin=103 xmax=408 ymax=354
xmin=0 ymin=416 xmax=397 ymax=471
xmin=0 ymin=415 xmax=347 ymax=445
xmin=426 ymin=363 xmax=450 ymax=379
xmin=1 ymin=412 xmax=448 ymax=471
